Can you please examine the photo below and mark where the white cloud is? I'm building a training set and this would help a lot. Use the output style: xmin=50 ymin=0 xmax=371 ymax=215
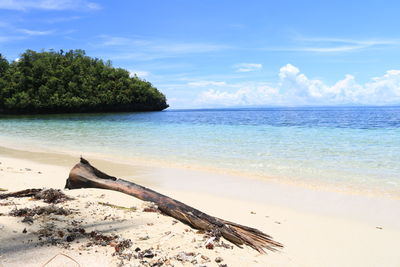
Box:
xmin=234 ymin=63 xmax=262 ymax=72
xmin=0 ymin=27 xmax=53 ymax=43
xmin=85 ymin=2 xmax=100 ymax=10
xmin=96 ymin=35 xmax=230 ymax=61
xmin=188 ymin=81 xmax=226 ymax=87
xmin=99 ymin=36 xmax=150 ymax=47
xmin=17 ymin=29 xmax=53 ymax=36
xmin=197 ymin=86 xmax=278 ymax=107
xmin=266 ymin=36 xmax=400 ymax=53
xmin=0 ymin=0 xmax=100 ymax=11
xmin=196 ymin=64 xmax=400 ymax=107
xmin=296 ymin=37 xmax=397 ymax=46
xmin=129 ymin=70 xmax=150 ymax=78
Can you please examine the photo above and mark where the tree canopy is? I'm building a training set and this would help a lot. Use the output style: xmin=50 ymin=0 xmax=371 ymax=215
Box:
xmin=0 ymin=49 xmax=168 ymax=114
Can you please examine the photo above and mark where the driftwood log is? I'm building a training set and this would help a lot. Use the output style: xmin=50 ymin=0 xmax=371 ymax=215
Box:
xmin=65 ymin=158 xmax=283 ymax=253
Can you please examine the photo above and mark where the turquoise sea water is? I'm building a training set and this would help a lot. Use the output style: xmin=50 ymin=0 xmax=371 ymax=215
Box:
xmin=0 ymin=107 xmax=399 ymax=196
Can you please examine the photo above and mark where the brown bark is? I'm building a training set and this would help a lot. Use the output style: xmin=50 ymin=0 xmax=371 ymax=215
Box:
xmin=65 ymin=158 xmax=283 ymax=253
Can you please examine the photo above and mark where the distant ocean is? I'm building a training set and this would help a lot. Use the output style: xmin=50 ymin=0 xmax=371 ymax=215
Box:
xmin=1 ymin=107 xmax=399 ymax=197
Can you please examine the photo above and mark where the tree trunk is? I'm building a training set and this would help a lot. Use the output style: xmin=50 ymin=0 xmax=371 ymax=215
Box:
xmin=65 ymin=158 xmax=283 ymax=253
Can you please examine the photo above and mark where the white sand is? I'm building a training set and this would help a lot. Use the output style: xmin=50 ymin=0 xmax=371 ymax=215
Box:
xmin=0 ymin=148 xmax=400 ymax=267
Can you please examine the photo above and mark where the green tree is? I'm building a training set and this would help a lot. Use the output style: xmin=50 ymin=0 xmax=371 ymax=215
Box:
xmin=0 ymin=49 xmax=168 ymax=114
xmin=0 ymin=53 xmax=8 ymax=75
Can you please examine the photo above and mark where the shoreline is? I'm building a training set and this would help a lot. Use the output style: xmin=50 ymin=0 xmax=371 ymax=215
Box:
xmin=0 ymin=136 xmax=399 ymax=201
xmin=1 ymin=145 xmax=400 ymax=266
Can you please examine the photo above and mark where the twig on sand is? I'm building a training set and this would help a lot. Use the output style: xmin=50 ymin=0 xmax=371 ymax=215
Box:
xmin=98 ymin=201 xmax=137 ymax=211
xmin=41 ymin=253 xmax=80 ymax=267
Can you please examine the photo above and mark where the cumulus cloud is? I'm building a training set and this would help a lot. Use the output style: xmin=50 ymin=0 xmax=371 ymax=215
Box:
xmin=196 ymin=64 xmax=400 ymax=107
xmin=234 ymin=63 xmax=262 ymax=72
xmin=198 ymin=86 xmax=279 ymax=106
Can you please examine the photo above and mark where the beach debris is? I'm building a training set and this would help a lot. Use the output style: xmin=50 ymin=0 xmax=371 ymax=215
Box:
xmin=0 ymin=188 xmax=73 ymax=203
xmin=22 ymin=216 xmax=34 ymax=224
xmin=205 ymin=237 xmax=216 ymax=249
xmin=376 ymin=226 xmax=383 ymax=230
xmin=218 ymin=240 xmax=234 ymax=250
xmin=250 ymin=211 xmax=256 ymax=214
xmin=201 ymin=255 xmax=210 ymax=262
xmin=33 ymin=221 xmax=134 ymax=254
xmin=142 ymin=202 xmax=160 ymax=213
xmin=204 ymin=232 xmax=234 ymax=250
xmin=139 ymin=235 xmax=150 ymax=240
xmin=141 ymin=249 xmax=155 ymax=258
xmin=110 ymin=238 xmax=133 ymax=253
xmin=98 ymin=201 xmax=137 ymax=212
xmin=0 ymin=188 xmax=42 ymax=199
xmin=175 ymin=251 xmax=197 ymax=263
xmin=41 ymin=253 xmax=80 ymax=267
xmin=34 ymin=189 xmax=73 ymax=203
xmin=88 ymin=230 xmax=118 ymax=246
xmin=0 ymin=200 xmax=14 ymax=206
xmin=66 ymin=234 xmax=75 ymax=242
xmin=9 ymin=205 xmax=72 ymax=217
xmin=65 ymin=157 xmax=283 ymax=253
xmin=0 ymin=188 xmax=8 ymax=192
xmin=0 ymin=188 xmax=245 ymax=267
xmin=215 ymin=256 xmax=224 ymax=263
xmin=57 ymin=230 xmax=65 ymax=238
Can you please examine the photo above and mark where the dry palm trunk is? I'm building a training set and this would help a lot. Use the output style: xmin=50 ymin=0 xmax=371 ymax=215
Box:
xmin=65 ymin=158 xmax=283 ymax=253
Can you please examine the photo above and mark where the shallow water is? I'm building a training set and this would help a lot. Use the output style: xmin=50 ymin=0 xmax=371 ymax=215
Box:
xmin=0 ymin=107 xmax=399 ymax=196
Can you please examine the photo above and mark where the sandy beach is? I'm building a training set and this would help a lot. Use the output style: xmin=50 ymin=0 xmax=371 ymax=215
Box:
xmin=1 ymin=146 xmax=400 ymax=267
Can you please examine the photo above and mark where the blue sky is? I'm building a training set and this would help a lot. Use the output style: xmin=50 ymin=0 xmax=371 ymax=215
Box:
xmin=1 ymin=0 xmax=400 ymax=108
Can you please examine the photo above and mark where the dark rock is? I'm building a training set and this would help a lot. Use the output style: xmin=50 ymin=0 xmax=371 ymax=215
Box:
xmin=142 ymin=249 xmax=155 ymax=258
xmin=215 ymin=257 xmax=223 ymax=263
xmin=66 ymin=235 xmax=75 ymax=242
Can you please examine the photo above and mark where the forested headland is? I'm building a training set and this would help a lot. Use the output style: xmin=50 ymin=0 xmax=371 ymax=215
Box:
xmin=0 ymin=49 xmax=168 ymax=114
